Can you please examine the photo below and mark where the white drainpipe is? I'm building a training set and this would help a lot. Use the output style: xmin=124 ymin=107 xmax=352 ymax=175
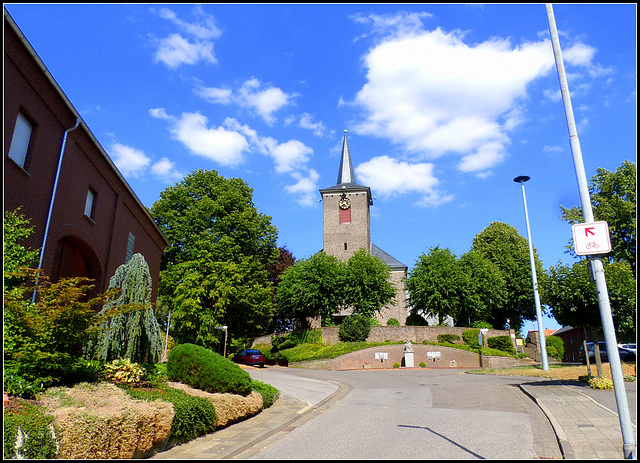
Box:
xmin=32 ymin=118 xmax=81 ymax=302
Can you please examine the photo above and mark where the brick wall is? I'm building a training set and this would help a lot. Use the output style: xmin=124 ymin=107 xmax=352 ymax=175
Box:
xmin=322 ymin=190 xmax=370 ymax=260
xmin=4 ymin=14 xmax=167 ymax=302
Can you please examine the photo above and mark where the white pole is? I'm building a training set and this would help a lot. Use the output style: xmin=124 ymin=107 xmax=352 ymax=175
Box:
xmin=546 ymin=5 xmax=635 ymax=458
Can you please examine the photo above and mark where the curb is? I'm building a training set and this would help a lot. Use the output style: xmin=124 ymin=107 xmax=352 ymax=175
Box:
xmin=519 ymin=384 xmax=574 ymax=459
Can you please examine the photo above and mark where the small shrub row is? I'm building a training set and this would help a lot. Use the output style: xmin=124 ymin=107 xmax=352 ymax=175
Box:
xmin=122 ymin=383 xmax=217 ymax=444
xmin=437 ymin=334 xmax=460 ymax=344
xmin=251 ymin=380 xmax=280 ymax=409
xmin=3 ymin=401 xmax=59 ymax=459
xmin=487 ymin=336 xmax=515 ymax=354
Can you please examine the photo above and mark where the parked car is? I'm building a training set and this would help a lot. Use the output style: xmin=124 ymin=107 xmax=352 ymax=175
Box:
xmin=232 ymin=349 xmax=265 ymax=367
xmin=618 ymin=343 xmax=636 ymax=354
xmin=580 ymin=342 xmax=636 ymax=364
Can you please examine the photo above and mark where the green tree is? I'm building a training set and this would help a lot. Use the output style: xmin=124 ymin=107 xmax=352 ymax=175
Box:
xmin=149 ymin=169 xmax=278 ymax=349
xmin=276 ymin=251 xmax=343 ymax=328
xmin=343 ymin=249 xmax=396 ymax=318
xmin=406 ymin=246 xmax=466 ymax=325
xmin=560 ymin=160 xmax=636 ymax=275
xmin=92 ymin=253 xmax=164 ymax=363
xmin=470 ymin=222 xmax=543 ymax=332
xmin=458 ymin=249 xmax=508 ymax=327
xmin=4 ymin=208 xmax=39 ymax=290
xmin=541 ymin=259 xmax=635 ymax=341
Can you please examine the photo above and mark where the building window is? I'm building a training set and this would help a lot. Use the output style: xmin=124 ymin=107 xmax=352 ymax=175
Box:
xmin=84 ymin=189 xmax=96 ymax=218
xmin=339 ymin=207 xmax=351 ymax=224
xmin=126 ymin=232 xmax=135 ymax=263
xmin=8 ymin=113 xmax=33 ymax=168
xmin=344 ymin=242 xmax=348 ymax=251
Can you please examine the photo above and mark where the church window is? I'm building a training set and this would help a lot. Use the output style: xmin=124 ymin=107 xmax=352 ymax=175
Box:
xmin=339 ymin=207 xmax=351 ymax=224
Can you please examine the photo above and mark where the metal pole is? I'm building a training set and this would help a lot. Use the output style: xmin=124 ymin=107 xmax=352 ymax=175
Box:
xmin=546 ymin=4 xmax=635 ymax=458
xmin=163 ymin=310 xmax=171 ymax=362
xmin=514 ymin=176 xmax=549 ymax=371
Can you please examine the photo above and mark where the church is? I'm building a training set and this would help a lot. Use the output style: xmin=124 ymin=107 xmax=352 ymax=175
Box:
xmin=318 ymin=130 xmax=408 ymax=326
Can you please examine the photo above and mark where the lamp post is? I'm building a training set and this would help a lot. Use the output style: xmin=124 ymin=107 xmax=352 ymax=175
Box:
xmin=514 ymin=175 xmax=549 ymax=371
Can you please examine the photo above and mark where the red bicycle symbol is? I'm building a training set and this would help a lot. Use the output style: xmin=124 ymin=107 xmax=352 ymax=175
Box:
xmin=585 ymin=242 xmax=600 ymax=250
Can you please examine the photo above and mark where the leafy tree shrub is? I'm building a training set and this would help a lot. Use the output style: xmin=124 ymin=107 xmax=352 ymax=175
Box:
xmin=122 ymin=383 xmax=217 ymax=444
xmin=386 ymin=318 xmax=400 ymax=326
xmin=462 ymin=329 xmax=481 ymax=348
xmin=4 ymin=270 xmax=109 ymax=388
xmin=3 ymin=208 xmax=39 ymax=290
xmin=437 ymin=334 xmax=460 ymax=344
xmin=339 ymin=315 xmax=371 ymax=342
xmin=545 ymin=335 xmax=564 ymax=361
xmin=91 ymin=254 xmax=164 ymax=364
xmin=487 ymin=336 xmax=515 ymax=354
xmin=167 ymin=343 xmax=252 ymax=396
xmin=4 ymin=401 xmax=59 ymax=459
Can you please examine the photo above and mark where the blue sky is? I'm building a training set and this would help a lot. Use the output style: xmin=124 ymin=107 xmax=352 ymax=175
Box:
xmin=6 ymin=4 xmax=636 ymax=332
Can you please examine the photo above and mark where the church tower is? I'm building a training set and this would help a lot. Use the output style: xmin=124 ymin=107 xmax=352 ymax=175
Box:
xmin=318 ymin=130 xmax=409 ymax=325
xmin=319 ymin=130 xmax=372 ymax=261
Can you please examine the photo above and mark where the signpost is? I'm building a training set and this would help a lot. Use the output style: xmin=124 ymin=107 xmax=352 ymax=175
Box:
xmin=572 ymin=221 xmax=612 ymax=256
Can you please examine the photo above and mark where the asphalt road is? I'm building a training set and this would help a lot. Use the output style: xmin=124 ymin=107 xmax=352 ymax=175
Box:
xmin=242 ymin=367 xmax=561 ymax=459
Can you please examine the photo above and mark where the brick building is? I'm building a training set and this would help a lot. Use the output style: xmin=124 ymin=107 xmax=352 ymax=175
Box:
xmin=4 ymin=9 xmax=168 ymax=302
xmin=319 ymin=130 xmax=408 ymax=325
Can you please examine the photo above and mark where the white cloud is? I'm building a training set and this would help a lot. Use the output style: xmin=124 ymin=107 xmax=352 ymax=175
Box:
xmin=355 ymin=155 xmax=453 ymax=207
xmin=298 ymin=113 xmax=327 ymax=136
xmin=151 ymin=157 xmax=185 ymax=182
xmin=110 ymin=143 xmax=150 ymax=178
xmin=150 ymin=109 xmax=248 ymax=166
xmin=197 ymin=78 xmax=296 ymax=124
xmin=151 ymin=7 xmax=220 ymax=68
xmin=285 ymin=169 xmax=320 ymax=206
xmin=267 ymin=139 xmax=313 ymax=174
xmin=157 ymin=6 xmax=221 ymax=40
xmin=154 ymin=33 xmax=216 ymax=68
xmin=353 ymin=22 xmax=556 ymax=175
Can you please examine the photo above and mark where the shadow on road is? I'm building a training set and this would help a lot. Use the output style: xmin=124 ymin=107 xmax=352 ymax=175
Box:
xmin=398 ymin=424 xmax=485 ymax=459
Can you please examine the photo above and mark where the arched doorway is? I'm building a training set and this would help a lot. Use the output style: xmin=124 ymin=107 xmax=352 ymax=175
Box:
xmin=54 ymin=236 xmax=102 ymax=300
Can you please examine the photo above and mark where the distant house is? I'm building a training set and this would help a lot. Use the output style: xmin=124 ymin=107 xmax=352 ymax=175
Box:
xmin=551 ymin=326 xmax=601 ymax=363
xmin=4 ymin=9 xmax=168 ymax=303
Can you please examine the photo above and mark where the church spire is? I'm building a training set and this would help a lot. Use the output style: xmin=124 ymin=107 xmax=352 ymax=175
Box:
xmin=337 ymin=130 xmax=356 ymax=185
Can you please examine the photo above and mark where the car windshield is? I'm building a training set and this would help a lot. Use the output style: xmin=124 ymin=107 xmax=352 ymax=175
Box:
xmin=245 ymin=350 xmax=261 ymax=355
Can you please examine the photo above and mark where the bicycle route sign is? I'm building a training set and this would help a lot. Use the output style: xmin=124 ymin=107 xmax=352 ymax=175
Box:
xmin=572 ymin=221 xmax=612 ymax=255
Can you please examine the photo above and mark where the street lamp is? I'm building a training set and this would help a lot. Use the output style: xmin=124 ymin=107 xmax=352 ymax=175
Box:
xmin=514 ymin=175 xmax=549 ymax=371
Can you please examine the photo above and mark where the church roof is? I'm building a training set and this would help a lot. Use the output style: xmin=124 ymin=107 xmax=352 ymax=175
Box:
xmin=371 ymin=243 xmax=407 ymax=271
xmin=319 ymin=130 xmax=373 ymax=204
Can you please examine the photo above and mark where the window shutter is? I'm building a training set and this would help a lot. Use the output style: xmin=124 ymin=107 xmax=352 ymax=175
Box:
xmin=8 ymin=113 xmax=33 ymax=168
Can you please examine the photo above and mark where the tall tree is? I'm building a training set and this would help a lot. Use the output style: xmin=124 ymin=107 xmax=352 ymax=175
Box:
xmin=92 ymin=253 xmax=164 ymax=363
xmin=560 ymin=160 xmax=636 ymax=275
xmin=458 ymin=249 xmax=508 ymax=328
xmin=343 ymin=249 xmax=396 ymax=318
xmin=276 ymin=251 xmax=343 ymax=328
xmin=149 ymin=169 xmax=278 ymax=349
xmin=470 ymin=222 xmax=543 ymax=332
xmin=406 ymin=246 xmax=466 ymax=325
xmin=541 ymin=259 xmax=635 ymax=341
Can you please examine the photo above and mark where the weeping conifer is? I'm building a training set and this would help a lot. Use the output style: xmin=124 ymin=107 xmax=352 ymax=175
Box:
xmin=94 ymin=253 xmax=164 ymax=363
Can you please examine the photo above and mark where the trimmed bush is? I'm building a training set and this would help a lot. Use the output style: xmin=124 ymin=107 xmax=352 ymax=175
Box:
xmin=487 ymin=336 xmax=515 ymax=354
xmin=386 ymin=318 xmax=400 ymax=326
xmin=437 ymin=334 xmax=460 ymax=344
xmin=462 ymin=329 xmax=480 ymax=348
xmin=167 ymin=343 xmax=252 ymax=396
xmin=251 ymin=380 xmax=280 ymax=409
xmin=339 ymin=315 xmax=372 ymax=342
xmin=545 ymin=335 xmax=564 ymax=360
xmin=122 ymin=383 xmax=216 ymax=444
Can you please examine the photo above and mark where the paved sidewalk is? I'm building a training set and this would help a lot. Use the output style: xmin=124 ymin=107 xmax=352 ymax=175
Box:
xmin=150 ymin=394 xmax=313 ymax=460
xmin=520 ymin=381 xmax=637 ymax=459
